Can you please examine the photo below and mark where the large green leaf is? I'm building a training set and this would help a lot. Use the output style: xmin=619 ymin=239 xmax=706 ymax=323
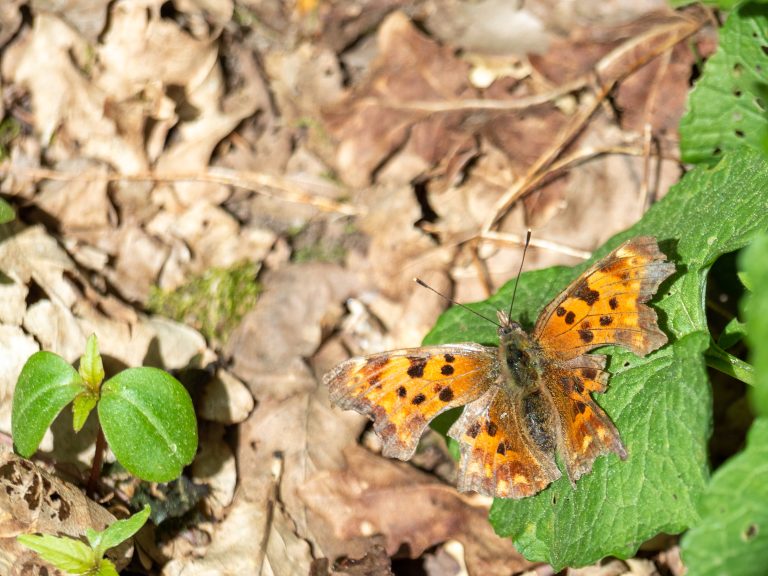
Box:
xmin=679 ymin=231 xmax=768 ymax=574
xmin=680 ymin=417 xmax=768 ymax=576
xmin=12 ymin=352 xmax=84 ymax=457
xmin=98 ymin=368 xmax=197 ymax=482
xmin=423 ymin=149 xmax=768 ymax=568
xmin=680 ymin=4 xmax=768 ymax=164
xmin=742 ymin=232 xmax=768 ymax=415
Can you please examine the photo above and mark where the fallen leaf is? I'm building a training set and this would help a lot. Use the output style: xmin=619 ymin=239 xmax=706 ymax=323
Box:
xmin=0 ymin=449 xmax=132 ymax=573
xmin=300 ymin=445 xmax=533 ymax=575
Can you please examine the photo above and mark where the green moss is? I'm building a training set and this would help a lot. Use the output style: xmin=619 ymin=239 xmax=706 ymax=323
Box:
xmin=292 ymin=244 xmax=346 ymax=264
xmin=0 ymin=118 xmax=21 ymax=161
xmin=147 ymin=261 xmax=261 ymax=345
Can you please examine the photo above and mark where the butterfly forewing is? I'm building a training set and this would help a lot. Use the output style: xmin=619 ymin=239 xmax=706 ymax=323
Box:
xmin=533 ymin=236 xmax=675 ymax=360
xmin=324 ymin=344 xmax=499 ymax=460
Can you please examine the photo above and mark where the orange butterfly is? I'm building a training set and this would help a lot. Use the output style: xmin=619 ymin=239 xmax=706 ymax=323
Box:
xmin=324 ymin=236 xmax=674 ymax=498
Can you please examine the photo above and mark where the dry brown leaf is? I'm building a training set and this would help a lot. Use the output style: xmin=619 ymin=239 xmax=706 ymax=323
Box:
xmin=0 ymin=449 xmax=132 ymax=574
xmin=425 ymin=0 xmax=550 ymax=55
xmin=0 ymin=0 xmax=24 ymax=48
xmin=227 ymin=263 xmax=360 ymax=396
xmin=300 ymin=445 xmax=533 ymax=575
xmin=191 ymin=424 xmax=237 ymax=517
xmin=3 ymin=13 xmax=148 ymax=172
xmin=162 ymin=478 xmax=313 ymax=576
xmin=198 ymin=369 xmax=255 ymax=425
xmin=323 ymin=12 xmax=479 ymax=187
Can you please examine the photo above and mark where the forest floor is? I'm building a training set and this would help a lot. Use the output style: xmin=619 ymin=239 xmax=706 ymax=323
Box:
xmin=0 ymin=1 xmax=716 ymax=574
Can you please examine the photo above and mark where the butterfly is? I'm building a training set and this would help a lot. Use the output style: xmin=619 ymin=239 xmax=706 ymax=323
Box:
xmin=323 ymin=236 xmax=674 ymax=498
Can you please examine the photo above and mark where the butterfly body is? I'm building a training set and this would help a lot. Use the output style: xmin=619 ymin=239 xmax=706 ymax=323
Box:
xmin=324 ymin=236 xmax=674 ymax=498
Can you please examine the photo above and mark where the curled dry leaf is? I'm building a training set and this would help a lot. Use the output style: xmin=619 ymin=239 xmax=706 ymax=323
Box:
xmin=0 ymin=449 xmax=132 ymax=574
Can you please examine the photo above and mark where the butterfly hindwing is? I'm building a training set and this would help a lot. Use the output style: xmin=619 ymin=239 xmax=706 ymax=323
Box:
xmin=324 ymin=344 xmax=499 ymax=460
xmin=533 ymin=236 xmax=675 ymax=360
xmin=547 ymin=363 xmax=627 ymax=483
xmin=449 ymin=387 xmax=562 ymax=498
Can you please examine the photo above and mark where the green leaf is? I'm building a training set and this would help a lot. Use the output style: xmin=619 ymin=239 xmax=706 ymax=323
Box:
xmin=94 ymin=558 xmax=119 ymax=576
xmin=742 ymin=232 xmax=768 ymax=415
xmin=72 ymin=391 xmax=98 ymax=432
xmin=0 ymin=198 xmax=14 ymax=224
xmin=718 ymin=316 xmax=748 ymax=349
xmin=423 ymin=149 xmax=768 ymax=568
xmin=79 ymin=333 xmax=105 ymax=390
xmin=17 ymin=533 xmax=96 ymax=573
xmin=681 ymin=417 xmax=768 ymax=575
xmin=738 ymin=270 xmax=754 ymax=291
xmin=704 ymin=339 xmax=754 ymax=386
xmin=680 ymin=5 xmax=768 ymax=164
xmin=87 ymin=505 xmax=151 ymax=555
xmin=12 ymin=352 xmax=84 ymax=457
xmin=98 ymin=368 xmax=198 ymax=482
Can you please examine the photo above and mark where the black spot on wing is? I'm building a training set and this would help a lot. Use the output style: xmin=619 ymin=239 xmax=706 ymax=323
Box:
xmin=573 ymin=285 xmax=600 ymax=305
xmin=578 ymin=329 xmax=594 ymax=343
xmin=407 ymin=356 xmax=427 ymax=378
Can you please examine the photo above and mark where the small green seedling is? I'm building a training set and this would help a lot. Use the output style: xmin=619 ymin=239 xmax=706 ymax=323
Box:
xmin=17 ymin=505 xmax=151 ymax=576
xmin=12 ymin=334 xmax=198 ymax=483
xmin=0 ymin=197 xmax=15 ymax=224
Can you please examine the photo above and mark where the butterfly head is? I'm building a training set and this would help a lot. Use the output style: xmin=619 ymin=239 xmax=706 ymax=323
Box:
xmin=496 ymin=309 xmax=524 ymax=338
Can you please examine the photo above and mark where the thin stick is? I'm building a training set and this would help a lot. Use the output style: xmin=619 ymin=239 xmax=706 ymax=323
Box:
xmin=480 ymin=13 xmax=706 ymax=233
xmin=0 ymin=167 xmax=360 ymax=216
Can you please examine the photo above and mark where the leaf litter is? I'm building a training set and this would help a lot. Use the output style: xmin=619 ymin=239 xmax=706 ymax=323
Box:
xmin=0 ymin=0 xmax=707 ymax=573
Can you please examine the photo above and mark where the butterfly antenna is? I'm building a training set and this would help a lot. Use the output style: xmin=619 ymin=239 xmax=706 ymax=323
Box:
xmin=414 ymin=278 xmax=502 ymax=328
xmin=506 ymin=229 xmax=532 ymax=322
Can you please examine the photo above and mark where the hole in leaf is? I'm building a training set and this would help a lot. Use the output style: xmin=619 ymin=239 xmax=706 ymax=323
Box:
xmin=756 ymin=97 xmax=767 ymax=111
xmin=713 ymin=147 xmax=722 ymax=155
xmin=733 ymin=111 xmax=743 ymax=122
xmin=733 ymin=62 xmax=743 ymax=77
xmin=735 ymin=130 xmax=745 ymax=138
xmin=742 ymin=523 xmax=759 ymax=542
xmin=623 ymin=361 xmax=630 ymax=368
xmin=762 ymin=46 xmax=768 ymax=57
xmin=734 ymin=89 xmax=742 ymax=97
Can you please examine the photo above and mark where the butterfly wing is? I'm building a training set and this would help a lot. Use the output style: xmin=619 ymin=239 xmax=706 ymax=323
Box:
xmin=533 ymin=236 xmax=675 ymax=360
xmin=546 ymin=358 xmax=627 ymax=483
xmin=324 ymin=344 xmax=499 ymax=460
xmin=448 ymin=386 xmax=562 ymax=498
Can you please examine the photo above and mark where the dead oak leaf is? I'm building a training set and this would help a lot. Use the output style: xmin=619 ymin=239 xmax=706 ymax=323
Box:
xmin=323 ymin=12 xmax=479 ymax=187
